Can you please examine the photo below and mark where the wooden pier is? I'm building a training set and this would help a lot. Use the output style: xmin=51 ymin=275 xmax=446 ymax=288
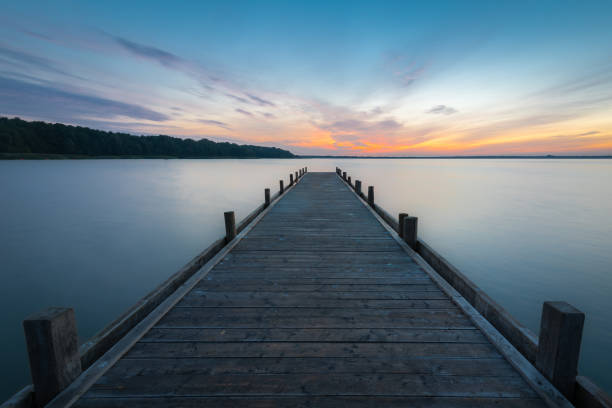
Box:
xmin=5 ymin=170 xmax=611 ymax=408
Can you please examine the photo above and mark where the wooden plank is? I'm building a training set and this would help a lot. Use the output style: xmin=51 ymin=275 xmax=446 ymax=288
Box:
xmin=125 ymin=342 xmax=501 ymax=359
xmin=85 ymin=372 xmax=538 ymax=398
xmin=141 ymin=327 xmax=487 ymax=343
xmin=75 ymin=396 xmax=546 ymax=408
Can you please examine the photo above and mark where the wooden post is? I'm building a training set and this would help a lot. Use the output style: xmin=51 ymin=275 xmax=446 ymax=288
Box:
xmin=398 ymin=213 xmax=409 ymax=238
xmin=305 ymin=167 xmax=307 ymax=173
xmin=279 ymin=180 xmax=284 ymax=194
xmin=224 ymin=211 xmax=236 ymax=243
xmin=348 ymin=176 xmax=352 ymax=185
xmin=264 ymin=188 xmax=270 ymax=207
xmin=342 ymin=171 xmax=347 ymax=181
xmin=536 ymin=301 xmax=585 ymax=400
xmin=295 ymin=171 xmax=298 ymax=181
xmin=367 ymin=186 xmax=374 ymax=206
xmin=290 ymin=174 xmax=294 ymax=186
xmin=403 ymin=216 xmax=418 ymax=249
xmin=355 ymin=180 xmax=362 ymax=195
xmin=23 ymin=307 xmax=82 ymax=407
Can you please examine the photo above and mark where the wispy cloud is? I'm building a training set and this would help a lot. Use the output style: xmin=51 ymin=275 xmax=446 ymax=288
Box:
xmin=0 ymin=76 xmax=169 ymax=122
xmin=114 ymin=36 xmax=184 ymax=69
xmin=427 ymin=105 xmax=458 ymax=115
xmin=198 ymin=119 xmax=231 ymax=129
xmin=247 ymin=93 xmax=275 ymax=107
xmin=235 ymin=108 xmax=253 ymax=116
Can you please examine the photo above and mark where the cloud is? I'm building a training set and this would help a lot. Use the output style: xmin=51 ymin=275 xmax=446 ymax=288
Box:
xmin=0 ymin=76 xmax=169 ymax=122
xmin=226 ymin=93 xmax=249 ymax=104
xmin=319 ymin=118 xmax=402 ymax=133
xmin=199 ymin=119 xmax=231 ymax=129
xmin=235 ymin=108 xmax=253 ymax=116
xmin=0 ymin=45 xmax=82 ymax=80
xmin=427 ymin=105 xmax=458 ymax=115
xmin=262 ymin=112 xmax=276 ymax=118
xmin=113 ymin=36 xmax=183 ymax=69
xmin=247 ymin=93 xmax=275 ymax=107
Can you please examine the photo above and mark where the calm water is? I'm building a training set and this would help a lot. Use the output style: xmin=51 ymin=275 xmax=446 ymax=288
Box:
xmin=0 ymin=158 xmax=611 ymax=400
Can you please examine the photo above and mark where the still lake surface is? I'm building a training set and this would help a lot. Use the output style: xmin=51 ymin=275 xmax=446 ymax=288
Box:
xmin=0 ymin=158 xmax=611 ymax=399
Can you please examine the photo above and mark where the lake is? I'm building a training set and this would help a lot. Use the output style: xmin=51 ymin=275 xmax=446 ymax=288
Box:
xmin=0 ymin=158 xmax=611 ymax=400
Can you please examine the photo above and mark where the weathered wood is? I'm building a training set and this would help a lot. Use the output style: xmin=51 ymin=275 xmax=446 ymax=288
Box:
xmin=295 ymin=171 xmax=298 ymax=180
xmin=264 ymin=188 xmax=270 ymax=207
xmin=279 ymin=180 xmax=284 ymax=193
xmin=398 ymin=212 xmax=408 ymax=238
xmin=348 ymin=176 xmax=352 ymax=185
xmin=355 ymin=179 xmax=362 ymax=195
xmin=23 ymin=307 xmax=82 ymax=407
xmin=74 ymin=396 xmax=547 ymax=408
xmin=536 ymin=302 xmax=585 ymax=400
xmin=368 ymin=185 xmax=374 ymax=206
xmin=343 ymin=171 xmax=347 ymax=180
xmin=290 ymin=173 xmax=294 ymax=185
xmin=403 ymin=216 xmax=418 ymax=249
xmin=63 ymin=172 xmax=554 ymax=408
xmin=224 ymin=211 xmax=236 ymax=242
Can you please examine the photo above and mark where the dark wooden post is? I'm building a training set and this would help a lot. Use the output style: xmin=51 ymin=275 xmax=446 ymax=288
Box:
xmin=348 ymin=176 xmax=352 ymax=185
xmin=403 ymin=216 xmax=418 ymax=249
xmin=295 ymin=171 xmax=298 ymax=181
xmin=342 ymin=171 xmax=347 ymax=181
xmin=398 ymin=213 xmax=409 ymax=238
xmin=305 ymin=167 xmax=307 ymax=173
xmin=264 ymin=188 xmax=270 ymax=207
xmin=279 ymin=180 xmax=284 ymax=194
xmin=367 ymin=186 xmax=374 ymax=206
xmin=224 ymin=211 xmax=236 ymax=242
xmin=23 ymin=307 xmax=82 ymax=407
xmin=355 ymin=180 xmax=362 ymax=195
xmin=290 ymin=173 xmax=294 ymax=186
xmin=536 ymin=301 xmax=585 ymax=399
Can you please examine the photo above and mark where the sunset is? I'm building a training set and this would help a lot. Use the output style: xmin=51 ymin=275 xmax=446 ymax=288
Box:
xmin=1 ymin=1 xmax=611 ymax=155
xmin=1 ymin=2 xmax=612 ymax=407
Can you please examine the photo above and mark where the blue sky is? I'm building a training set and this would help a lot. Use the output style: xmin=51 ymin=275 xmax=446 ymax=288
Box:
xmin=1 ymin=0 xmax=611 ymax=154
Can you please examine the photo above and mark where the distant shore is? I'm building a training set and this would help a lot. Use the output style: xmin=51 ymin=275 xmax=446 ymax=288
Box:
xmin=2 ymin=153 xmax=611 ymax=160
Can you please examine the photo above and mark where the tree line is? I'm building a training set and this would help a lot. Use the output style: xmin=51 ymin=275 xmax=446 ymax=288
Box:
xmin=0 ymin=117 xmax=295 ymax=158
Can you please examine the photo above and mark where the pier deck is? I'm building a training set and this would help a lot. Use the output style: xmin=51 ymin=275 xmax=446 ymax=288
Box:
xmin=73 ymin=172 xmax=547 ymax=407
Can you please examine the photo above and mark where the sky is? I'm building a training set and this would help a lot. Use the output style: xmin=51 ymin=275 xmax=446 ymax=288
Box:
xmin=1 ymin=0 xmax=612 ymax=156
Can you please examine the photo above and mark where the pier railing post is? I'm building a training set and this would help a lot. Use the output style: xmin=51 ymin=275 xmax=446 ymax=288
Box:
xmin=398 ymin=213 xmax=408 ymax=238
xmin=355 ymin=180 xmax=362 ymax=196
xmin=342 ymin=171 xmax=346 ymax=181
xmin=290 ymin=174 xmax=294 ymax=186
xmin=23 ymin=307 xmax=82 ymax=407
xmin=536 ymin=301 xmax=585 ymax=400
xmin=264 ymin=188 xmax=271 ymax=207
xmin=367 ymin=186 xmax=374 ymax=206
xmin=403 ymin=216 xmax=418 ymax=249
xmin=348 ymin=176 xmax=351 ymax=185
xmin=279 ymin=180 xmax=284 ymax=194
xmin=224 ymin=211 xmax=236 ymax=243
xmin=295 ymin=171 xmax=298 ymax=181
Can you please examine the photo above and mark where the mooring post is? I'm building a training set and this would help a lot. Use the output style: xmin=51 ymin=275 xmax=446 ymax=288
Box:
xmin=305 ymin=167 xmax=307 ymax=173
xmin=279 ymin=180 xmax=284 ymax=194
xmin=367 ymin=186 xmax=374 ymax=206
xmin=536 ymin=301 xmax=585 ymax=400
xmin=290 ymin=174 xmax=294 ymax=186
xmin=23 ymin=307 xmax=82 ymax=407
xmin=355 ymin=180 xmax=362 ymax=196
xmin=264 ymin=188 xmax=271 ymax=207
xmin=348 ymin=176 xmax=352 ymax=185
xmin=224 ymin=211 xmax=236 ymax=242
xmin=342 ymin=171 xmax=347 ymax=181
xmin=398 ymin=213 xmax=409 ymax=238
xmin=295 ymin=171 xmax=298 ymax=181
xmin=403 ymin=216 xmax=418 ymax=249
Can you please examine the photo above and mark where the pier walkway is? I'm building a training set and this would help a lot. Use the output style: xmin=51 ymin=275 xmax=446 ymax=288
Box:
xmin=71 ymin=172 xmax=547 ymax=407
